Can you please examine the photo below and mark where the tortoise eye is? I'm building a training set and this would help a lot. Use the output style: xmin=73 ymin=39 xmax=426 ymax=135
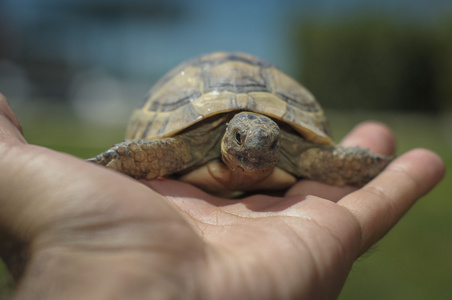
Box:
xmin=235 ymin=131 xmax=242 ymax=145
xmin=270 ymin=140 xmax=279 ymax=150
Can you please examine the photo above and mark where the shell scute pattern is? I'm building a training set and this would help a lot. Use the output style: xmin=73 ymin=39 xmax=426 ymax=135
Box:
xmin=126 ymin=52 xmax=332 ymax=145
xmin=205 ymin=61 xmax=269 ymax=94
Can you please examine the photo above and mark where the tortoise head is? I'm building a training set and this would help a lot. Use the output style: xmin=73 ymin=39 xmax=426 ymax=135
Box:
xmin=221 ymin=112 xmax=281 ymax=173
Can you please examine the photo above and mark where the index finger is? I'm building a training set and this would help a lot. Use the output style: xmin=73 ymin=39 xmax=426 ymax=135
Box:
xmin=339 ymin=148 xmax=445 ymax=255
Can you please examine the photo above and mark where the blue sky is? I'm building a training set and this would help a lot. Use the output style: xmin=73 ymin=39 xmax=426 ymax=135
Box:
xmin=1 ymin=0 xmax=450 ymax=120
xmin=1 ymin=0 xmax=451 ymax=77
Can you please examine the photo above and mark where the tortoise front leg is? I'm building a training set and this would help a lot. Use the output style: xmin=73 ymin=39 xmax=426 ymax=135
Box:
xmin=88 ymin=138 xmax=193 ymax=179
xmin=295 ymin=146 xmax=392 ymax=186
xmin=278 ymin=131 xmax=393 ymax=186
xmin=89 ymin=117 xmax=226 ymax=180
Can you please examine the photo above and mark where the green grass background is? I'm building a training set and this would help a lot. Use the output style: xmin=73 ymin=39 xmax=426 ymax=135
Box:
xmin=1 ymin=106 xmax=451 ymax=299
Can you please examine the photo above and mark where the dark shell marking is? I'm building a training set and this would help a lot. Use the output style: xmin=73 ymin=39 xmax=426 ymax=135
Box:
xmin=126 ymin=52 xmax=332 ymax=145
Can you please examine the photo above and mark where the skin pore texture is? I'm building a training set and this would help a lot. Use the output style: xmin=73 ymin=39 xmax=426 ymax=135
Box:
xmin=0 ymin=94 xmax=445 ymax=300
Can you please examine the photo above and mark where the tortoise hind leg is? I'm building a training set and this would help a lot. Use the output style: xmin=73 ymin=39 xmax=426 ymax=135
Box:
xmin=88 ymin=137 xmax=194 ymax=179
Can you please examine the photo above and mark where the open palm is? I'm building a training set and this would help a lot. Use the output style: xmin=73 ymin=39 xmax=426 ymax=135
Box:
xmin=0 ymin=95 xmax=444 ymax=300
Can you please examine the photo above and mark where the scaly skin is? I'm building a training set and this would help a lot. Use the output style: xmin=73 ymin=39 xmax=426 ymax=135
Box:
xmin=89 ymin=117 xmax=226 ymax=180
xmin=296 ymin=146 xmax=392 ymax=186
xmin=90 ymin=138 xmax=193 ymax=179
xmin=89 ymin=112 xmax=392 ymax=190
xmin=278 ymin=129 xmax=393 ymax=186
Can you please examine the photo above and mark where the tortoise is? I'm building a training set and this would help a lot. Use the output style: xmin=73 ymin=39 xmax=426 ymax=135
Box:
xmin=89 ymin=52 xmax=391 ymax=193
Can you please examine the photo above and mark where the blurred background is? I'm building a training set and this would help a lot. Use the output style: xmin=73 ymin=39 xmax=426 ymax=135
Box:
xmin=0 ymin=0 xmax=451 ymax=298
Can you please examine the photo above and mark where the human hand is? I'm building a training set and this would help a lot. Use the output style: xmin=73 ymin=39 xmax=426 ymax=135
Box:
xmin=0 ymin=94 xmax=444 ymax=299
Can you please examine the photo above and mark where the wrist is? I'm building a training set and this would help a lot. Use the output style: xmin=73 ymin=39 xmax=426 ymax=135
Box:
xmin=13 ymin=247 xmax=196 ymax=300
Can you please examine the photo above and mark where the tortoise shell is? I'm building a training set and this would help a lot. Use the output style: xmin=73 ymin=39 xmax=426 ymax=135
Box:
xmin=126 ymin=52 xmax=333 ymax=145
